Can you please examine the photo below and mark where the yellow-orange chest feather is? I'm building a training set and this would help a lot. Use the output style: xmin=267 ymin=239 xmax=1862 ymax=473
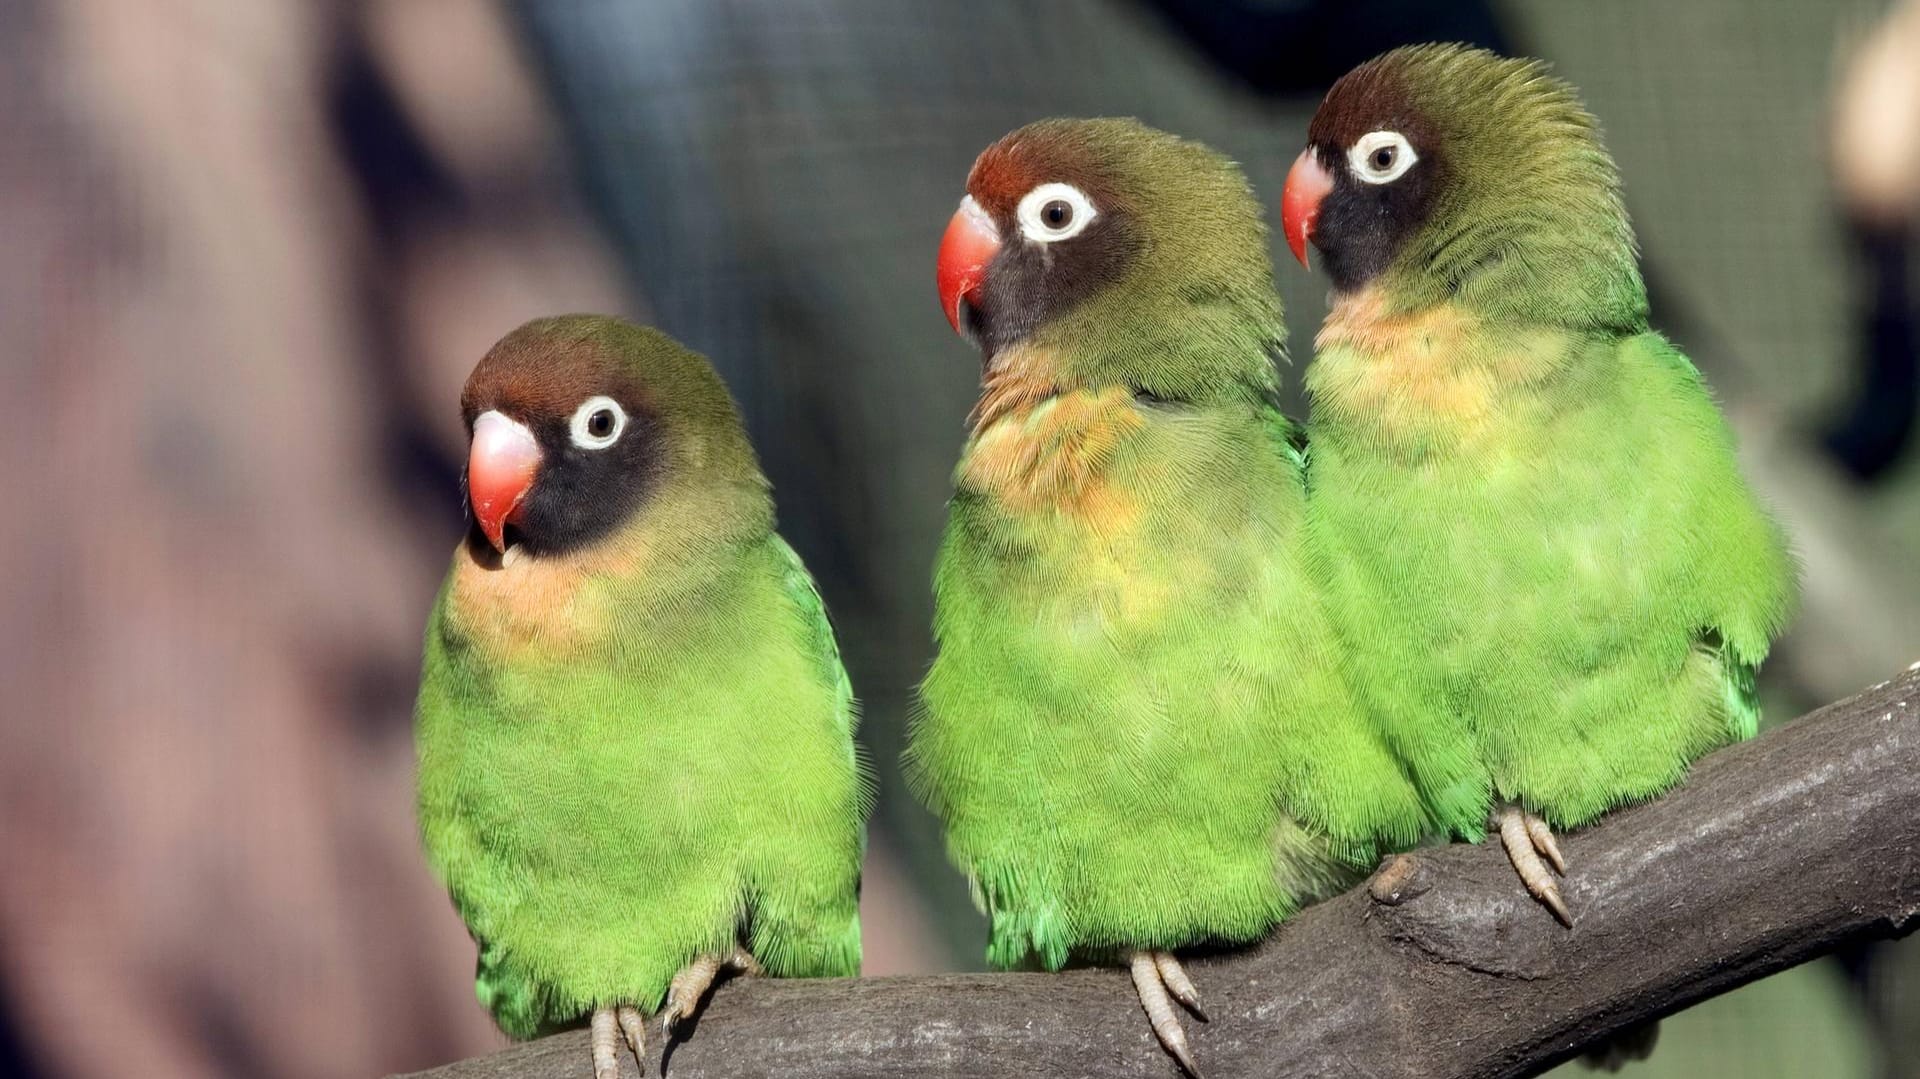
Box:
xmin=958 ymin=344 xmax=1147 ymax=529
xmin=1310 ymin=288 xmax=1564 ymax=448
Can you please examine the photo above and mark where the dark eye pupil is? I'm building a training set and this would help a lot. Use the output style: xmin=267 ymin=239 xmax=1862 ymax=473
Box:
xmin=1043 ymin=200 xmax=1072 ymax=228
xmin=1372 ymin=147 xmax=1395 ymax=170
xmin=588 ymin=410 xmax=614 ymax=437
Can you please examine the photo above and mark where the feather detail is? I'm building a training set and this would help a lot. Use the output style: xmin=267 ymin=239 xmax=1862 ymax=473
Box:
xmin=1310 ymin=289 xmax=1578 ymax=447
xmin=960 ymin=344 xmax=1147 ymax=522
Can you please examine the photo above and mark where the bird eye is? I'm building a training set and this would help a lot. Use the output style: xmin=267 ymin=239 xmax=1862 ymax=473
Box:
xmin=568 ymin=395 xmax=627 ymax=450
xmin=1016 ymin=182 xmax=1097 ymax=243
xmin=1347 ymin=130 xmax=1418 ymax=185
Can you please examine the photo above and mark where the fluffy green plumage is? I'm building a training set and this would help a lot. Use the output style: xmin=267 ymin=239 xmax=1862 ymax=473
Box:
xmin=908 ymin=120 xmax=1428 ymax=971
xmin=1352 ymin=45 xmax=1646 ymax=332
xmin=1301 ymin=46 xmax=1797 ymax=838
xmin=415 ymin=317 xmax=866 ymax=1038
xmin=1003 ymin=120 xmax=1298 ymax=405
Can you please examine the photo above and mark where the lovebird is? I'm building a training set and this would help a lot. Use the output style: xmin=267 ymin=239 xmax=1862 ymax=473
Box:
xmin=1282 ymin=44 xmax=1797 ymax=923
xmin=907 ymin=118 xmax=1429 ymax=1073
xmin=414 ymin=316 xmax=868 ymax=1079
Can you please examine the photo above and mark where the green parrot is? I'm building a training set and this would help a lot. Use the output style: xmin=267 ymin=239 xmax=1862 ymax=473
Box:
xmin=907 ymin=118 xmax=1430 ymax=1073
xmin=414 ymin=316 xmax=868 ymax=1079
xmin=1281 ymin=44 xmax=1797 ymax=922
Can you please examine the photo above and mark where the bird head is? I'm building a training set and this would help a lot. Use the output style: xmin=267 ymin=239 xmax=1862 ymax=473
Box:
xmin=1282 ymin=44 xmax=1644 ymax=329
xmin=457 ymin=315 xmax=760 ymax=565
xmin=937 ymin=117 xmax=1285 ymax=404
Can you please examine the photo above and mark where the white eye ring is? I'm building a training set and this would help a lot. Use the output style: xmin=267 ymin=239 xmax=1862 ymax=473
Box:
xmin=1347 ymin=130 xmax=1418 ymax=185
xmin=1015 ymin=182 xmax=1098 ymax=243
xmin=568 ymin=395 xmax=628 ymax=450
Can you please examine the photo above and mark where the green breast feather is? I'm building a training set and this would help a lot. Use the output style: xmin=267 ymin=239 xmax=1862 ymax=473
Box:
xmin=910 ymin=400 xmax=1428 ymax=969
xmin=416 ymin=534 xmax=866 ymax=1037
xmin=1305 ymin=330 xmax=1796 ymax=836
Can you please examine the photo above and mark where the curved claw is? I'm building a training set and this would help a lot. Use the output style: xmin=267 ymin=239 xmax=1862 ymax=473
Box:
xmin=1499 ymin=806 xmax=1573 ymax=926
xmin=662 ymin=954 xmax=724 ymax=1036
xmin=617 ymin=1005 xmax=646 ymax=1062
xmin=1153 ymin=952 xmax=1209 ymax=1022
xmin=1131 ymin=951 xmax=1205 ymax=1077
xmin=1524 ymin=813 xmax=1567 ymax=875
xmin=661 ymin=948 xmax=761 ymax=1038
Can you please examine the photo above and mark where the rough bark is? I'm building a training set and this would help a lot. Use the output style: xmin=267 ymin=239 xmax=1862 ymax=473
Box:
xmin=401 ymin=665 xmax=1920 ymax=1079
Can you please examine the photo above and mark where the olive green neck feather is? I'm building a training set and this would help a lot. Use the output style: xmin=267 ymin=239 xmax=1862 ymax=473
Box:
xmin=1374 ymin=45 xmax=1647 ymax=332
xmin=1031 ymin=123 xmax=1288 ymax=406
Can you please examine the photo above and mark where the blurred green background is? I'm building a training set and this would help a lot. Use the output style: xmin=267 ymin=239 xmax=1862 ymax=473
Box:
xmin=2 ymin=1 xmax=1917 ymax=1076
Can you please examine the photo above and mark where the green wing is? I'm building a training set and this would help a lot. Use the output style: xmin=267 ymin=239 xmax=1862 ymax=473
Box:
xmin=748 ymin=533 xmax=866 ymax=978
xmin=769 ymin=533 xmax=858 ymax=750
xmin=1714 ymin=642 xmax=1763 ymax=742
xmin=1644 ymin=334 xmax=1794 ymax=743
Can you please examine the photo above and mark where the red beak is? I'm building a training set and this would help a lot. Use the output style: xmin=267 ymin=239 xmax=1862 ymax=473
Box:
xmin=467 ymin=410 xmax=541 ymax=553
xmin=1281 ymin=148 xmax=1334 ymax=269
xmin=936 ymin=195 xmax=1001 ymax=334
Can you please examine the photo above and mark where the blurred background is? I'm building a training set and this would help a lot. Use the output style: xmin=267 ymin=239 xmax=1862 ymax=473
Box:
xmin=3 ymin=0 xmax=1919 ymax=1076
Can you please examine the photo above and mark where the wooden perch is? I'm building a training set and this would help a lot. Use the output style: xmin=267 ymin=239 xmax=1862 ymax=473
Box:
xmin=400 ymin=666 xmax=1920 ymax=1079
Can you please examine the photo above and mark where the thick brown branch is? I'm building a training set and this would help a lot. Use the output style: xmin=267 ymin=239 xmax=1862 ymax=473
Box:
xmin=400 ymin=667 xmax=1920 ymax=1079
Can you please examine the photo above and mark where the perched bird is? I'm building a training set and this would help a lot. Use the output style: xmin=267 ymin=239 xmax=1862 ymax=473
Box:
xmin=908 ymin=118 xmax=1429 ymax=1073
xmin=1283 ymin=44 xmax=1797 ymax=923
xmin=415 ymin=316 xmax=868 ymax=1079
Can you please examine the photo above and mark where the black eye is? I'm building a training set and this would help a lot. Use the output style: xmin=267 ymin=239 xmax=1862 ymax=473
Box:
xmin=1371 ymin=146 xmax=1395 ymax=171
xmin=1042 ymin=200 xmax=1073 ymax=229
xmin=587 ymin=409 xmax=615 ymax=438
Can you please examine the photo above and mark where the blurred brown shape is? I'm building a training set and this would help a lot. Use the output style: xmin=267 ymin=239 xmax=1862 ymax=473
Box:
xmin=0 ymin=1 xmax=630 ymax=1075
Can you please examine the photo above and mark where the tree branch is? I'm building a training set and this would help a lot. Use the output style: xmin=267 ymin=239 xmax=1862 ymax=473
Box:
xmin=400 ymin=667 xmax=1920 ymax=1079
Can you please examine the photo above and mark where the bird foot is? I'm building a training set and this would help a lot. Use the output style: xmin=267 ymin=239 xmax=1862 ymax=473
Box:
xmin=590 ymin=1003 xmax=647 ymax=1079
xmin=1497 ymin=805 xmax=1571 ymax=925
xmin=661 ymin=947 xmax=760 ymax=1037
xmin=1129 ymin=950 xmax=1208 ymax=1077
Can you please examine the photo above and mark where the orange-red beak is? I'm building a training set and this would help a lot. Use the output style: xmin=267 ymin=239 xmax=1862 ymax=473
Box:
xmin=467 ymin=410 xmax=541 ymax=553
xmin=1281 ymin=148 xmax=1334 ymax=269
xmin=936 ymin=195 xmax=1001 ymax=334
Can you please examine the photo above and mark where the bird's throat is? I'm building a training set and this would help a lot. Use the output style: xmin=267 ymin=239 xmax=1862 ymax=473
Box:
xmin=1309 ymin=287 xmax=1571 ymax=445
xmin=960 ymin=345 xmax=1145 ymax=522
